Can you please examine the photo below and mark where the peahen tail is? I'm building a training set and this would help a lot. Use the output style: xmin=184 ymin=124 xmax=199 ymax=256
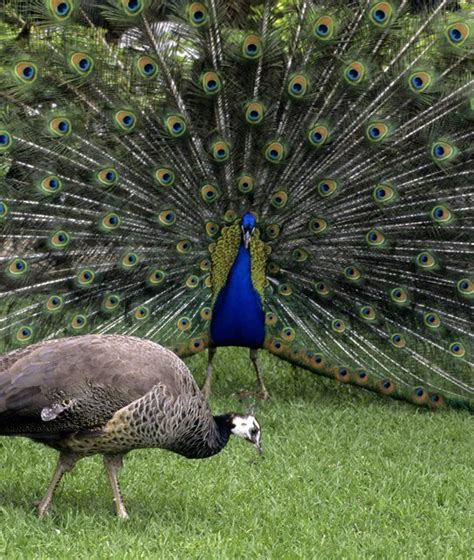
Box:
xmin=0 ymin=0 xmax=472 ymax=409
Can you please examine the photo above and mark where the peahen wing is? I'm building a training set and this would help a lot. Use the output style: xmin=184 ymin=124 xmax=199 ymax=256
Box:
xmin=0 ymin=0 xmax=472 ymax=408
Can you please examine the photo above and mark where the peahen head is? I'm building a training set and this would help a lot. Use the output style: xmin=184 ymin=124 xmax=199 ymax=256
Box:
xmin=241 ymin=212 xmax=257 ymax=248
xmin=230 ymin=413 xmax=263 ymax=454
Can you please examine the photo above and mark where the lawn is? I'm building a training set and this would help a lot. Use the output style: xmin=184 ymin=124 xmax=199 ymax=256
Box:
xmin=0 ymin=348 xmax=472 ymax=559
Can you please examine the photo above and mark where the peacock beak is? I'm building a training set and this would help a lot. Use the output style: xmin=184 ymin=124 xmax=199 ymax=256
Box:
xmin=244 ymin=230 xmax=252 ymax=248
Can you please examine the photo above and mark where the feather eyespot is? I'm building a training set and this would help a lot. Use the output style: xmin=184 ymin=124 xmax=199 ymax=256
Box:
xmin=155 ymin=167 xmax=175 ymax=187
xmin=415 ymin=251 xmax=437 ymax=270
xmin=281 ymin=327 xmax=296 ymax=342
xmin=242 ymin=34 xmax=262 ymax=60
xmin=366 ymin=228 xmax=386 ymax=247
xmin=314 ymin=16 xmax=335 ymax=41
xmin=211 ymin=140 xmax=231 ymax=162
xmin=430 ymin=205 xmax=453 ymax=225
xmin=103 ymin=294 xmax=121 ymax=311
xmin=48 ymin=0 xmax=75 ymax=19
xmin=76 ymin=268 xmax=95 ymax=287
xmin=265 ymin=142 xmax=285 ymax=163
xmin=100 ymin=212 xmax=121 ymax=231
xmin=49 ymin=117 xmax=72 ymax=138
xmin=288 ymin=74 xmax=309 ymax=100
xmin=188 ymin=3 xmax=208 ymax=26
xmin=307 ymin=124 xmax=330 ymax=147
xmin=378 ymin=379 xmax=396 ymax=395
xmin=158 ymin=210 xmax=177 ymax=226
xmin=315 ymin=281 xmax=331 ymax=297
xmin=46 ymin=295 xmax=64 ymax=312
xmin=7 ymin=258 xmax=28 ymax=277
xmin=16 ymin=326 xmax=33 ymax=343
xmin=449 ymin=341 xmax=465 ymax=358
xmin=70 ymin=314 xmax=87 ymax=330
xmin=121 ymin=251 xmax=139 ymax=269
xmin=49 ymin=229 xmax=70 ymax=250
xmin=336 ymin=367 xmax=351 ymax=383
xmin=424 ymin=312 xmax=441 ymax=329
xmin=165 ymin=115 xmax=187 ymax=137
xmin=176 ymin=240 xmax=192 ymax=255
xmin=70 ymin=53 xmax=94 ymax=76
xmin=177 ymin=317 xmax=192 ymax=331
xmin=0 ymin=201 xmax=10 ymax=220
xmin=309 ymin=217 xmax=328 ymax=235
xmin=355 ymin=370 xmax=369 ymax=385
xmin=331 ymin=319 xmax=346 ymax=333
xmin=136 ymin=56 xmax=158 ymax=79
xmin=278 ymin=284 xmax=293 ymax=297
xmin=359 ymin=306 xmax=377 ymax=321
xmin=237 ymin=175 xmax=255 ymax=194
xmin=408 ymin=71 xmax=432 ymax=94
xmin=318 ymin=179 xmax=338 ymax=198
xmin=120 ymin=0 xmax=144 ymax=16
xmin=244 ymin=102 xmax=265 ymax=125
xmin=0 ymin=130 xmax=13 ymax=152
xmin=201 ymin=71 xmax=221 ymax=95
xmin=344 ymin=266 xmax=362 ymax=282
xmin=365 ymin=122 xmax=389 ymax=143
xmin=205 ymin=222 xmax=219 ymax=237
xmin=456 ymin=278 xmax=472 ymax=298
xmin=390 ymin=333 xmax=406 ymax=348
xmin=445 ymin=22 xmax=470 ymax=47
xmin=265 ymin=312 xmax=278 ymax=326
xmin=389 ymin=287 xmax=409 ymax=305
xmin=147 ymin=269 xmax=165 ymax=286
xmin=200 ymin=307 xmax=212 ymax=320
xmin=39 ymin=175 xmax=62 ymax=195
xmin=97 ymin=168 xmax=119 ymax=188
xmin=431 ymin=141 xmax=457 ymax=163
xmin=344 ymin=62 xmax=366 ymax=85
xmin=368 ymin=2 xmax=393 ymax=28
xmin=201 ymin=184 xmax=221 ymax=203
xmin=134 ymin=306 xmax=149 ymax=321
xmin=186 ymin=275 xmax=199 ymax=289
xmin=311 ymin=353 xmax=326 ymax=369
xmin=269 ymin=191 xmax=288 ymax=210
xmin=265 ymin=224 xmax=281 ymax=240
xmin=14 ymin=62 xmax=38 ymax=84
xmin=114 ymin=110 xmax=137 ymax=132
xmin=373 ymin=184 xmax=397 ymax=205
xmin=412 ymin=387 xmax=427 ymax=405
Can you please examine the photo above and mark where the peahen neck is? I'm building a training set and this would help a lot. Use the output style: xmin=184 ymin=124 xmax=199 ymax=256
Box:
xmin=210 ymin=242 xmax=265 ymax=348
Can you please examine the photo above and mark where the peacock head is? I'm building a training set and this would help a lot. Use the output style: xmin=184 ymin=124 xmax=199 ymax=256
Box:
xmin=241 ymin=212 xmax=257 ymax=249
xmin=230 ymin=413 xmax=263 ymax=454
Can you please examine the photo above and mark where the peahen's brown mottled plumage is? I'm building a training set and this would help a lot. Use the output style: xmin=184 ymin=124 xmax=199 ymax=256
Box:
xmin=0 ymin=335 xmax=262 ymax=518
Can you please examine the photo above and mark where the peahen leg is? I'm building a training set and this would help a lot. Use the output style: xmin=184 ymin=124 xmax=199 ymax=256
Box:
xmin=250 ymin=349 xmax=269 ymax=400
xmin=36 ymin=452 xmax=80 ymax=518
xmin=103 ymin=454 xmax=128 ymax=520
xmin=201 ymin=346 xmax=216 ymax=399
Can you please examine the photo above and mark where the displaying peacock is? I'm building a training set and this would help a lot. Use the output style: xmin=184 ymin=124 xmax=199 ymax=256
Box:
xmin=0 ymin=0 xmax=472 ymax=409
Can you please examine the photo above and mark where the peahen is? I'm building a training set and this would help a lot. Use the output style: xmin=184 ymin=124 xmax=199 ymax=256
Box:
xmin=0 ymin=0 xmax=472 ymax=409
xmin=0 ymin=335 xmax=262 ymax=518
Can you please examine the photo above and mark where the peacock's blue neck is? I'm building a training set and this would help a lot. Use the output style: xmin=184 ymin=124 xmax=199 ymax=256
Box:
xmin=210 ymin=243 xmax=265 ymax=348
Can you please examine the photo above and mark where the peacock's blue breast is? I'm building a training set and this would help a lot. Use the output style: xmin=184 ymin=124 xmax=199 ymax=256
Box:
xmin=210 ymin=244 xmax=265 ymax=348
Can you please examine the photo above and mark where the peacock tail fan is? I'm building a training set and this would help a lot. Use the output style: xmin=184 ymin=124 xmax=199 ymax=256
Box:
xmin=0 ymin=0 xmax=472 ymax=409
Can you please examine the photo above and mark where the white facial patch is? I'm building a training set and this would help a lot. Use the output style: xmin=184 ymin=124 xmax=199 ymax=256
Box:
xmin=231 ymin=414 xmax=261 ymax=447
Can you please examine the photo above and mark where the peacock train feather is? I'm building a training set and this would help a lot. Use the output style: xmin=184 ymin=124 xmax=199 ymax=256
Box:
xmin=0 ymin=0 xmax=472 ymax=409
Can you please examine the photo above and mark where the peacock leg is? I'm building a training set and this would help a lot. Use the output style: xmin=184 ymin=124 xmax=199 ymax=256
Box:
xmin=36 ymin=452 xmax=80 ymax=518
xmin=201 ymin=346 xmax=216 ymax=399
xmin=103 ymin=454 xmax=128 ymax=520
xmin=250 ymin=349 xmax=269 ymax=400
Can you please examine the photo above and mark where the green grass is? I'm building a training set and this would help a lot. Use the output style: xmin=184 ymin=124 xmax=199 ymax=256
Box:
xmin=0 ymin=348 xmax=472 ymax=559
